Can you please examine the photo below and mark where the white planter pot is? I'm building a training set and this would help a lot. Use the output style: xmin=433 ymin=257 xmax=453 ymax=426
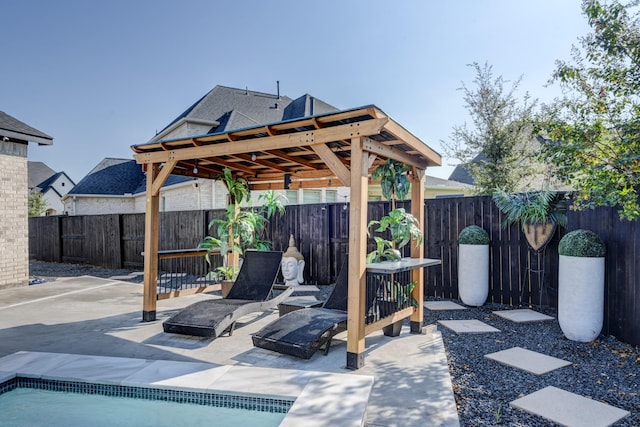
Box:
xmin=458 ymin=244 xmax=489 ymax=306
xmin=558 ymin=255 xmax=605 ymax=342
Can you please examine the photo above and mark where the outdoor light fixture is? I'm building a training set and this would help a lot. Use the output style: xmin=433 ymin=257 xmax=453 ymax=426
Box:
xmin=251 ymin=153 xmax=257 ymax=161
xmin=283 ymin=173 xmax=291 ymax=189
xmin=193 ymin=160 xmax=198 ymax=174
xmin=343 ymin=195 xmax=348 ymax=210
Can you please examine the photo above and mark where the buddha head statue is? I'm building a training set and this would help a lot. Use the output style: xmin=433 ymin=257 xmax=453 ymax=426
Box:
xmin=281 ymin=234 xmax=305 ymax=286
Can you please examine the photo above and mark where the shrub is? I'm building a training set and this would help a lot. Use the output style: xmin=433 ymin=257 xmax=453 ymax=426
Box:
xmin=459 ymin=225 xmax=490 ymax=245
xmin=558 ymin=229 xmax=606 ymax=257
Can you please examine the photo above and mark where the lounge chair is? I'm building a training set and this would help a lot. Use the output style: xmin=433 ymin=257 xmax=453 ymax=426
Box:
xmin=163 ymin=250 xmax=293 ymax=338
xmin=251 ymin=258 xmax=351 ymax=359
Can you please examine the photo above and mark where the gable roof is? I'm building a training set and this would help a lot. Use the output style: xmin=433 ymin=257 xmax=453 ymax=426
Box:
xmin=36 ymin=171 xmax=75 ymax=191
xmin=0 ymin=111 xmax=53 ymax=145
xmin=151 ymin=85 xmax=338 ymax=142
xmin=67 ymin=158 xmax=191 ymax=196
xmin=28 ymin=161 xmax=57 ymax=188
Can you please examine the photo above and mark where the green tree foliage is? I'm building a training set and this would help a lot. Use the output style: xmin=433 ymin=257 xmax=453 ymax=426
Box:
xmin=442 ymin=62 xmax=538 ymax=195
xmin=537 ymin=0 xmax=640 ymax=220
xmin=28 ymin=191 xmax=47 ymax=217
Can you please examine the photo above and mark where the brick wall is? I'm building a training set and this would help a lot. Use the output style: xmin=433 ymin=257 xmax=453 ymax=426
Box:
xmin=0 ymin=141 xmax=29 ymax=289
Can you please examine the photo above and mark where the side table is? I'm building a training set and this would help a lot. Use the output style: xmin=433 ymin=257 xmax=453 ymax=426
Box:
xmin=278 ymin=296 xmax=323 ymax=317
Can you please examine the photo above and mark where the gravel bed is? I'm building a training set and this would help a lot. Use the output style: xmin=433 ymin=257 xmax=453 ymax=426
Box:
xmin=424 ymin=298 xmax=639 ymax=426
xmin=27 ymin=261 xmax=639 ymax=425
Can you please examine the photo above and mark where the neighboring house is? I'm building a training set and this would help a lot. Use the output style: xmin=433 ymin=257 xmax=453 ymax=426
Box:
xmin=448 ymin=137 xmax=570 ymax=192
xmin=0 ymin=111 xmax=53 ymax=289
xmin=62 ymin=158 xmax=199 ymax=215
xmin=71 ymin=85 xmax=469 ymax=214
xmin=28 ymin=161 xmax=75 ymax=215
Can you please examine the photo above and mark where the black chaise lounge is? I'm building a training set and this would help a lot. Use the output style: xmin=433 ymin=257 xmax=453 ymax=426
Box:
xmin=251 ymin=258 xmax=350 ymax=359
xmin=163 ymin=250 xmax=292 ymax=338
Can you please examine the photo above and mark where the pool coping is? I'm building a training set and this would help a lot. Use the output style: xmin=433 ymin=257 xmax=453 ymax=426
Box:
xmin=0 ymin=351 xmax=373 ymax=427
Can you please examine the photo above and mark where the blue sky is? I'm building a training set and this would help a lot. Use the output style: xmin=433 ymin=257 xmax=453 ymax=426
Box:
xmin=4 ymin=0 xmax=590 ymax=182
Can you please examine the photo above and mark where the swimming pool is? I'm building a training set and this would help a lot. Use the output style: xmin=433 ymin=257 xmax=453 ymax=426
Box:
xmin=0 ymin=377 xmax=290 ymax=427
xmin=0 ymin=351 xmax=373 ymax=427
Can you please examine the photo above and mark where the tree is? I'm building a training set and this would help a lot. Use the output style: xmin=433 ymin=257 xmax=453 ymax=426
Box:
xmin=28 ymin=191 xmax=48 ymax=217
xmin=537 ymin=0 xmax=640 ymax=220
xmin=442 ymin=62 xmax=538 ymax=195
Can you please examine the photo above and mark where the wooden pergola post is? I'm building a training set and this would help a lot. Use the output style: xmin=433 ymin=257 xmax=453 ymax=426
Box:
xmin=409 ymin=168 xmax=426 ymax=333
xmin=142 ymin=163 xmax=160 ymax=321
xmin=346 ymin=137 xmax=369 ymax=370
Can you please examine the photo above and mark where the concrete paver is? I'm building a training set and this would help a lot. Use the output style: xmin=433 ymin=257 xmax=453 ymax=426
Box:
xmin=510 ymin=386 xmax=630 ymax=427
xmin=437 ymin=319 xmax=500 ymax=334
xmin=484 ymin=346 xmax=571 ymax=375
xmin=425 ymin=301 xmax=467 ymax=311
xmin=493 ymin=308 xmax=554 ymax=323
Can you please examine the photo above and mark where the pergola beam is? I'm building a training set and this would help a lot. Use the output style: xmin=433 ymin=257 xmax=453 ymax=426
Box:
xmin=134 ymin=119 xmax=388 ymax=165
xmin=311 ymin=143 xmax=351 ymax=187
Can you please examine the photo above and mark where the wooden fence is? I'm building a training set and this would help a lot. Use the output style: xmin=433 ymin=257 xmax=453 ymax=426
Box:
xmin=29 ymin=197 xmax=640 ymax=346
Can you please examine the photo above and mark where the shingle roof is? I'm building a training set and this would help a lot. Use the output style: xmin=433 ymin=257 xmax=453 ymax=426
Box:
xmin=68 ymin=158 xmax=191 ymax=196
xmin=28 ymin=161 xmax=56 ymax=189
xmin=36 ymin=171 xmax=72 ymax=191
xmin=426 ymin=174 xmax=473 ymax=189
xmin=152 ymin=85 xmax=338 ymax=141
xmin=0 ymin=111 xmax=53 ymax=145
xmin=448 ymin=155 xmax=483 ymax=186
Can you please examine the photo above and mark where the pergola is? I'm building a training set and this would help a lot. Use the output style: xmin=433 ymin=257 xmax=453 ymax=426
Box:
xmin=131 ymin=105 xmax=441 ymax=368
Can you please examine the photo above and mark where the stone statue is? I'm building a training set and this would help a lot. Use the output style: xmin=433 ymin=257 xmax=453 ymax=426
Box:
xmin=281 ymin=234 xmax=305 ymax=286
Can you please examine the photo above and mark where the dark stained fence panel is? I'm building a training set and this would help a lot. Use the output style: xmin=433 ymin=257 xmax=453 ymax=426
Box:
xmin=29 ymin=216 xmax=62 ymax=262
xmin=83 ymin=214 xmax=122 ymax=269
xmin=61 ymin=216 xmax=85 ymax=263
xmin=121 ymin=213 xmax=144 ymax=268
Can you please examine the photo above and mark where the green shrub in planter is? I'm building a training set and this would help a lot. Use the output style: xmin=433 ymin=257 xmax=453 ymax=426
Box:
xmin=558 ymin=229 xmax=606 ymax=257
xmin=458 ymin=225 xmax=490 ymax=245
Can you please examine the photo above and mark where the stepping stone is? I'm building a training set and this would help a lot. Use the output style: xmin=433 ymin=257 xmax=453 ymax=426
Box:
xmin=485 ymin=346 xmax=571 ymax=375
xmin=437 ymin=319 xmax=500 ymax=334
xmin=510 ymin=386 xmax=630 ymax=427
xmin=425 ymin=301 xmax=467 ymax=311
xmin=493 ymin=308 xmax=554 ymax=323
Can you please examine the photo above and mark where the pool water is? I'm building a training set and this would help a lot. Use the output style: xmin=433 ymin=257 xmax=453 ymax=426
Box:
xmin=0 ymin=388 xmax=286 ymax=427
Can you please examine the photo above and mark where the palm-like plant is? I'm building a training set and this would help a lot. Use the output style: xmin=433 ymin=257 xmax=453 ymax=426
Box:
xmin=492 ymin=188 xmax=567 ymax=228
xmin=199 ymin=171 xmax=288 ymax=278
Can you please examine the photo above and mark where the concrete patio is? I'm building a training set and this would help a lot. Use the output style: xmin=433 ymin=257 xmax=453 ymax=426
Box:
xmin=0 ymin=276 xmax=460 ymax=427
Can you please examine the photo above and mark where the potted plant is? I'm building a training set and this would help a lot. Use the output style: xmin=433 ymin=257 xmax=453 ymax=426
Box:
xmin=492 ymin=188 xmax=567 ymax=251
xmin=557 ymin=229 xmax=606 ymax=342
xmin=366 ymin=208 xmax=423 ymax=264
xmin=457 ymin=225 xmax=490 ymax=306
xmin=367 ymin=159 xmax=423 ymax=337
xmin=368 ymin=158 xmax=422 ymax=263
xmin=199 ymin=168 xmax=286 ymax=291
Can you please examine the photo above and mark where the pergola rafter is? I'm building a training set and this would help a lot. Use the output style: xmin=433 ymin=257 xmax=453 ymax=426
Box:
xmin=131 ymin=104 xmax=441 ymax=369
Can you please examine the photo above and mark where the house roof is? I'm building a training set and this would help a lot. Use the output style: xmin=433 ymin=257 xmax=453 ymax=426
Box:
xmin=67 ymin=158 xmax=191 ymax=196
xmin=37 ymin=171 xmax=74 ymax=192
xmin=426 ymin=174 xmax=473 ymax=189
xmin=0 ymin=111 xmax=53 ymax=145
xmin=28 ymin=161 xmax=57 ymax=189
xmin=448 ymin=154 xmax=485 ymax=186
xmin=152 ymin=85 xmax=338 ymax=142
xmin=133 ymin=104 xmax=442 ymax=191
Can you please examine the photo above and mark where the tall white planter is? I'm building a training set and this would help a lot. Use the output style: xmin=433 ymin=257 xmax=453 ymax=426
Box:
xmin=458 ymin=244 xmax=489 ymax=306
xmin=558 ymin=255 xmax=605 ymax=342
